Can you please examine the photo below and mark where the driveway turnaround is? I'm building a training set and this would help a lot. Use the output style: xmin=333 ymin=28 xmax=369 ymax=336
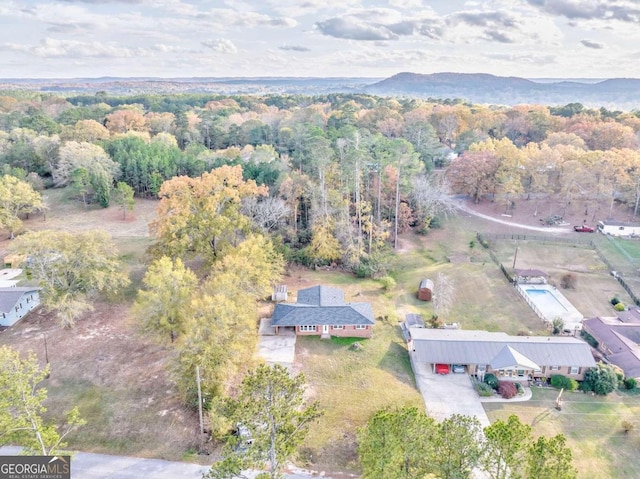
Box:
xmin=256 ymin=318 xmax=296 ymax=369
xmin=410 ymin=352 xmax=491 ymax=427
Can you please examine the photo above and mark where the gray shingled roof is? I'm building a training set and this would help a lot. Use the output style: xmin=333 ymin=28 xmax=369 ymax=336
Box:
xmin=0 ymin=287 xmax=40 ymax=314
xmin=296 ymin=285 xmax=344 ymax=306
xmin=419 ymin=279 xmax=433 ymax=290
xmin=514 ymin=268 xmax=548 ymax=277
xmin=271 ymin=285 xmax=374 ymax=327
xmin=410 ymin=329 xmax=595 ymax=367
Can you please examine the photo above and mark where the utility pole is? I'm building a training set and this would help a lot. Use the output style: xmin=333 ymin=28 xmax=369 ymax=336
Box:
xmin=196 ymin=366 xmax=204 ymax=435
xmin=394 ymin=157 xmax=401 ymax=249
xmin=43 ymin=334 xmax=50 ymax=379
xmin=512 ymin=246 xmax=519 ymax=270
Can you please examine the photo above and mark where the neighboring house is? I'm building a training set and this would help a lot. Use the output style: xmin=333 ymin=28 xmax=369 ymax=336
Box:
xmin=271 ymin=285 xmax=374 ymax=338
xmin=408 ymin=328 xmax=595 ymax=382
xmin=583 ymin=310 xmax=640 ymax=380
xmin=598 ymin=220 xmax=640 ymax=237
xmin=513 ymin=268 xmax=548 ymax=285
xmin=0 ymin=287 xmax=41 ymax=328
xmin=417 ymin=278 xmax=434 ymax=301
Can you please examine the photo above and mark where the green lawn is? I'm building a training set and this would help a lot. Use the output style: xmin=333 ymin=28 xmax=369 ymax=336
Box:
xmin=484 ymin=388 xmax=640 ymax=479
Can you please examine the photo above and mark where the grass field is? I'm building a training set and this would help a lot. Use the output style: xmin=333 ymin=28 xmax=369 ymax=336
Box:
xmin=485 ymin=388 xmax=640 ymax=479
xmin=488 ymin=239 xmax=634 ymax=317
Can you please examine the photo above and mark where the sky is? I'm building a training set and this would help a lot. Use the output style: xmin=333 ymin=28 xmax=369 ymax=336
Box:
xmin=1 ymin=0 xmax=640 ymax=79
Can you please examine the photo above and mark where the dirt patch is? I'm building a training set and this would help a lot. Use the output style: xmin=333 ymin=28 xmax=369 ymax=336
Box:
xmin=0 ymin=302 xmax=207 ymax=462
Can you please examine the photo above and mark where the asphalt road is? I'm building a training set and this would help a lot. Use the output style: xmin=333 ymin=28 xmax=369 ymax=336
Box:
xmin=0 ymin=447 xmax=333 ymax=479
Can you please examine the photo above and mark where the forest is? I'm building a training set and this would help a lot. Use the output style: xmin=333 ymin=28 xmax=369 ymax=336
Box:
xmin=2 ymin=91 xmax=640 ymax=274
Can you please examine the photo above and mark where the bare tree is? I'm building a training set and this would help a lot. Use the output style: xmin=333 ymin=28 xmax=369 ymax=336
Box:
xmin=411 ymin=175 xmax=458 ymax=224
xmin=242 ymin=196 xmax=290 ymax=233
xmin=433 ymin=272 xmax=455 ymax=318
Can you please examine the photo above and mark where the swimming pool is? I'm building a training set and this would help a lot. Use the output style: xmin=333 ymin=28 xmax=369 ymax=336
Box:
xmin=524 ymin=288 xmax=568 ymax=317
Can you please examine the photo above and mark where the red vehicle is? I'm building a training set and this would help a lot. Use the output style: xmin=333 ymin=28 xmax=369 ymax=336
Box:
xmin=435 ymin=363 xmax=450 ymax=375
xmin=573 ymin=225 xmax=595 ymax=233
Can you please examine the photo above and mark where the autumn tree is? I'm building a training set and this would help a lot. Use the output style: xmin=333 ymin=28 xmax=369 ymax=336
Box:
xmin=9 ymin=230 xmax=130 ymax=327
xmin=306 ymin=218 xmax=342 ymax=266
xmin=206 ymin=364 xmax=321 ymax=479
xmin=105 ymin=108 xmax=148 ymax=134
xmin=0 ymin=175 xmax=43 ymax=238
xmin=55 ymin=141 xmax=119 ymax=188
xmin=174 ymin=235 xmax=283 ymax=402
xmin=0 ymin=345 xmax=85 ymax=455
xmin=133 ymin=257 xmax=197 ymax=343
xmin=150 ymin=165 xmax=268 ymax=263
xmin=112 ymin=181 xmax=135 ymax=219
xmin=446 ymin=151 xmax=500 ymax=203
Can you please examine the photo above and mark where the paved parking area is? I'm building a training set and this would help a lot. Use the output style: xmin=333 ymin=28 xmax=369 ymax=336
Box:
xmin=410 ymin=352 xmax=491 ymax=427
xmin=256 ymin=318 xmax=296 ymax=369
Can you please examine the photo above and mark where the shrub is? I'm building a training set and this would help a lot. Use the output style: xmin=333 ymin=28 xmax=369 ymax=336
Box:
xmin=378 ymin=276 xmax=396 ymax=292
xmin=581 ymin=330 xmax=599 ymax=348
xmin=560 ymin=273 xmax=577 ymax=289
xmin=583 ymin=362 xmax=619 ymax=395
xmin=624 ymin=377 xmax=637 ymax=390
xmin=622 ymin=420 xmax=636 ymax=433
xmin=550 ymin=374 xmax=578 ymax=391
xmin=484 ymin=373 xmax=499 ymax=390
xmin=614 ymin=302 xmax=626 ymax=311
xmin=611 ymin=297 xmax=620 ymax=306
xmin=498 ymin=381 xmax=518 ymax=399
xmin=474 ymin=381 xmax=494 ymax=397
xmin=515 ymin=382 xmax=524 ymax=394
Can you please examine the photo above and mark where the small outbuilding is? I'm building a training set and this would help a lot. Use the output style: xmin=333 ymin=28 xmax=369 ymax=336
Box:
xmin=417 ymin=278 xmax=434 ymax=301
xmin=271 ymin=284 xmax=287 ymax=302
xmin=513 ymin=268 xmax=548 ymax=285
xmin=598 ymin=220 xmax=640 ymax=237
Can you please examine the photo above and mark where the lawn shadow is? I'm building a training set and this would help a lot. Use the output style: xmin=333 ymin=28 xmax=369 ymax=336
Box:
xmin=377 ymin=340 xmax=415 ymax=388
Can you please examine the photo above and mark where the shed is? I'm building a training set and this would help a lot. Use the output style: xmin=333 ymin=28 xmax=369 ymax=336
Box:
xmin=3 ymin=254 xmax=24 ymax=269
xmin=417 ymin=278 xmax=434 ymax=301
xmin=271 ymin=284 xmax=287 ymax=302
xmin=513 ymin=268 xmax=548 ymax=284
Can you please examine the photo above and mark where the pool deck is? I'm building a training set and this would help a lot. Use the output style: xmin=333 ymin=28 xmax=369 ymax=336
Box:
xmin=516 ymin=283 xmax=583 ymax=332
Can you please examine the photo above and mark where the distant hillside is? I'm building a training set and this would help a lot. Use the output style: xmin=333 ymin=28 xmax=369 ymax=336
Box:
xmin=365 ymin=72 xmax=640 ymax=110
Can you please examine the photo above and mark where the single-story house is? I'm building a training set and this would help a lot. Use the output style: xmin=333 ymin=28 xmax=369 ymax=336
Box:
xmin=417 ymin=278 xmax=434 ymax=301
xmin=583 ymin=311 xmax=640 ymax=380
xmin=408 ymin=328 xmax=595 ymax=382
xmin=598 ymin=220 xmax=640 ymax=237
xmin=513 ymin=268 xmax=548 ymax=285
xmin=271 ymin=285 xmax=374 ymax=338
xmin=0 ymin=287 xmax=41 ymax=328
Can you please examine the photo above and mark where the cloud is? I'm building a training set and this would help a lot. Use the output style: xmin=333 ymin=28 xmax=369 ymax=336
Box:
xmin=315 ymin=17 xmax=399 ymax=41
xmin=58 ymin=0 xmax=144 ymax=3
xmin=201 ymin=38 xmax=238 ymax=53
xmin=581 ymin=39 xmax=604 ymax=49
xmin=3 ymin=37 xmax=142 ymax=58
xmin=484 ymin=30 xmax=515 ymax=43
xmin=279 ymin=44 xmax=311 ymax=52
xmin=450 ymin=10 xmax=518 ymax=28
xmin=526 ymin=0 xmax=640 ymax=23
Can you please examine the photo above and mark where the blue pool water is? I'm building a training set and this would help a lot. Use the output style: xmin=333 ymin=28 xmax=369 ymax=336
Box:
xmin=525 ymin=288 xmax=568 ymax=316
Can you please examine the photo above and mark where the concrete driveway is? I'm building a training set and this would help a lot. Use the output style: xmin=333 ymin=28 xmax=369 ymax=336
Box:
xmin=410 ymin=352 xmax=491 ymax=427
xmin=256 ymin=318 xmax=296 ymax=369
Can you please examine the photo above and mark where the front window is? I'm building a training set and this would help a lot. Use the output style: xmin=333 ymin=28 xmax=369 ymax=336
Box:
xmin=517 ymin=369 xmax=525 ymax=377
xmin=355 ymin=325 xmax=367 ymax=330
xmin=569 ymin=366 xmax=579 ymax=375
xmin=550 ymin=365 xmax=560 ymax=371
xmin=333 ymin=325 xmax=344 ymax=330
xmin=299 ymin=325 xmax=317 ymax=332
